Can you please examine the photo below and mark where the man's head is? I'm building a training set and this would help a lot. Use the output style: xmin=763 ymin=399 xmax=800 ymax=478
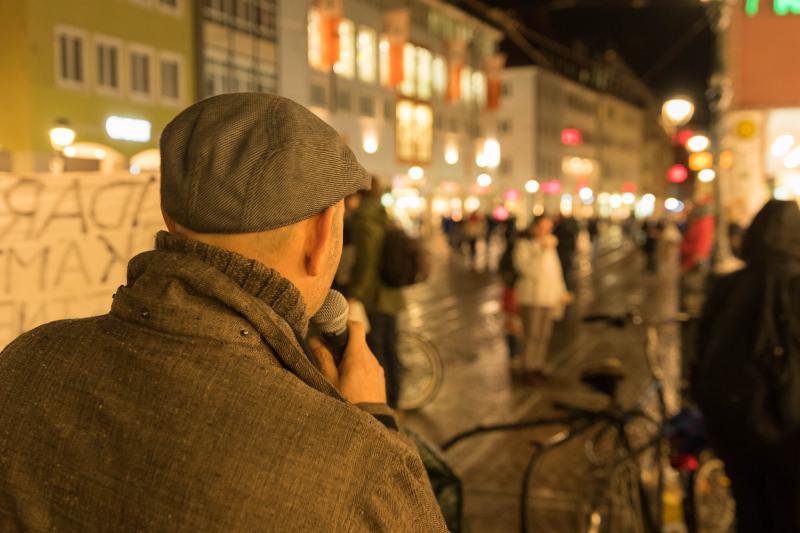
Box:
xmin=529 ymin=215 xmax=553 ymax=238
xmin=159 ymin=93 xmax=370 ymax=314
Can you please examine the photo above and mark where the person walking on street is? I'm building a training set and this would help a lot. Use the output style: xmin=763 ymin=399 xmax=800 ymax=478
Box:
xmin=0 ymin=94 xmax=447 ymax=532
xmin=513 ymin=216 xmax=569 ymax=382
xmin=553 ymin=214 xmax=579 ymax=286
xmin=693 ymin=199 xmax=800 ymax=533
xmin=463 ymin=211 xmax=486 ymax=269
xmin=348 ymin=178 xmax=406 ymax=409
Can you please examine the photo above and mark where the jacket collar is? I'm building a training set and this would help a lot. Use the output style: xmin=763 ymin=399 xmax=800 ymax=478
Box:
xmin=154 ymin=231 xmax=309 ymax=337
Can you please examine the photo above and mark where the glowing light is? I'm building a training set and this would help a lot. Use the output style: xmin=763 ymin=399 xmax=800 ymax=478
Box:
xmin=689 ymin=152 xmax=713 ymax=171
xmin=665 ymin=197 xmax=685 ymax=212
xmin=444 ymin=144 xmax=459 ymax=165
xmin=409 ymin=166 xmax=424 ymax=180
xmin=598 ymin=192 xmax=610 ymax=203
xmin=493 ymin=205 xmax=509 ymax=221
xmin=105 ymin=116 xmax=151 ymax=142
xmin=533 ymin=204 xmax=545 ymax=216
xmin=465 ymin=196 xmax=480 ymax=211
xmin=49 ymin=127 xmax=76 ymax=149
xmin=504 ymin=190 xmax=520 ymax=201
xmin=363 ymin=132 xmax=379 ymax=154
xmin=477 ymin=173 xmax=492 ymax=187
xmin=381 ymin=193 xmax=395 ymax=207
xmin=668 ymin=164 xmax=689 ymax=183
xmin=698 ymin=168 xmax=716 ymax=182
xmin=560 ymin=194 xmax=573 ymax=216
xmin=775 ymin=186 xmax=791 ymax=200
xmin=94 ymin=148 xmax=106 ymax=159
xmin=578 ymin=187 xmax=593 ymax=203
xmin=686 ymin=135 xmax=710 ymax=153
xmin=432 ymin=198 xmax=449 ymax=214
xmin=772 ymin=135 xmax=796 ymax=158
xmin=476 ymin=152 xmax=487 ymax=168
xmin=662 ymin=97 xmax=695 ymax=127
xmin=63 ymin=146 xmax=77 ymax=157
xmin=483 ymin=138 xmax=501 ymax=168
xmin=525 ymin=180 xmax=540 ymax=193
xmin=130 ymin=164 xmax=141 ymax=175
xmin=642 ymin=193 xmax=656 ymax=204
xmin=784 ymin=147 xmax=800 ymax=169
xmin=450 ymin=198 xmax=462 ymax=210
xmin=561 ymin=128 xmax=583 ymax=146
xmin=541 ymin=180 xmax=561 ymax=194
xmin=609 ymin=194 xmax=623 ymax=209
xmin=622 ymin=192 xmax=636 ymax=205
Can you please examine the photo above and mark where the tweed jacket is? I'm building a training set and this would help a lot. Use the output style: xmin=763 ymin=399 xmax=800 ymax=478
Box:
xmin=0 ymin=231 xmax=448 ymax=532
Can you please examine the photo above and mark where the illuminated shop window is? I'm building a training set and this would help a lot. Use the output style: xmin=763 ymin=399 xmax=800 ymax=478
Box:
xmin=307 ymin=9 xmax=324 ymax=70
xmin=399 ymin=43 xmax=416 ymax=97
xmin=472 ymin=71 xmax=486 ymax=108
xmin=357 ymin=27 xmax=376 ymax=83
xmin=432 ymin=55 xmax=446 ymax=98
xmin=333 ymin=19 xmax=355 ymax=79
xmin=379 ymin=35 xmax=390 ymax=86
xmin=396 ymin=100 xmax=433 ymax=163
xmin=416 ymin=48 xmax=432 ymax=100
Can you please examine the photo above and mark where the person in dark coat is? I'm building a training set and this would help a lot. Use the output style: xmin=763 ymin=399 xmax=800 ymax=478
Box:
xmin=693 ymin=199 xmax=800 ymax=533
xmin=553 ymin=214 xmax=579 ymax=285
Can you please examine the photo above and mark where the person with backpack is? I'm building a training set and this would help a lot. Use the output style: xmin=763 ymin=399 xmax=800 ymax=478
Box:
xmin=692 ymin=199 xmax=800 ymax=532
xmin=349 ymin=177 xmax=428 ymax=408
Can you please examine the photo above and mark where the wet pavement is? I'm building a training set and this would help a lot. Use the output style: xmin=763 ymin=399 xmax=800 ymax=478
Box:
xmin=400 ymin=228 xmax=686 ymax=532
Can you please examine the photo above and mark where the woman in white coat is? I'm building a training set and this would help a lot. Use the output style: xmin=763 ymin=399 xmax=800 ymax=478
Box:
xmin=513 ymin=216 xmax=567 ymax=380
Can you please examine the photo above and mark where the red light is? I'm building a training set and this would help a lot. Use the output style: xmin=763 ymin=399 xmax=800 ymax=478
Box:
xmin=541 ymin=180 xmax=562 ymax=194
xmin=675 ymin=129 xmax=695 ymax=147
xmin=668 ymin=164 xmax=689 ymax=183
xmin=493 ymin=205 xmax=510 ymax=221
xmin=622 ymin=182 xmax=637 ymax=193
xmin=561 ymin=128 xmax=583 ymax=146
xmin=504 ymin=189 xmax=520 ymax=201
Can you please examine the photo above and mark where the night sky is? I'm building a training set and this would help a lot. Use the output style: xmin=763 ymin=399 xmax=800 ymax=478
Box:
xmin=460 ymin=0 xmax=715 ymax=124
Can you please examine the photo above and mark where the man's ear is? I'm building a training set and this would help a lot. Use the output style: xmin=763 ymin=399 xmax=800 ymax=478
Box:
xmin=304 ymin=204 xmax=337 ymax=277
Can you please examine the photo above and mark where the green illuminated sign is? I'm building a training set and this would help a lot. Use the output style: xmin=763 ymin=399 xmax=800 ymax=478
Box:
xmin=747 ymin=0 xmax=800 ymax=16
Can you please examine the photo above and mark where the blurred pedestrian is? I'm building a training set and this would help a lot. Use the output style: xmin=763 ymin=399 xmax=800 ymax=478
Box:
xmin=462 ymin=211 xmax=486 ymax=268
xmin=0 ymin=94 xmax=447 ymax=531
xmin=693 ymin=200 xmax=800 ymax=533
xmin=333 ymin=193 xmax=361 ymax=296
xmin=498 ymin=231 xmax=522 ymax=371
xmin=553 ymin=214 xmax=579 ymax=286
xmin=641 ymin=218 xmax=662 ymax=273
xmin=513 ymin=216 xmax=569 ymax=382
xmin=348 ymin=177 xmax=406 ymax=408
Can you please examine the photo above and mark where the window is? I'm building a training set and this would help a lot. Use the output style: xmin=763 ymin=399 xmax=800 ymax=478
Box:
xmin=499 ymin=119 xmax=512 ymax=134
xmin=129 ymin=45 xmax=154 ymax=99
xmin=333 ymin=19 xmax=355 ymax=79
xmin=460 ymin=66 xmax=472 ymax=103
xmin=472 ymin=71 xmax=486 ymax=108
xmin=156 ymin=0 xmax=181 ymax=16
xmin=337 ymin=89 xmax=351 ymax=111
xmin=54 ymin=26 xmax=86 ymax=88
xmin=384 ymin=98 xmax=393 ymax=120
xmin=159 ymin=52 xmax=183 ymax=105
xmin=396 ymin=100 xmax=433 ymax=163
xmin=416 ymin=48 xmax=432 ymax=100
xmin=359 ymin=95 xmax=375 ymax=117
xmin=307 ymin=9 xmax=324 ymax=70
xmin=357 ymin=27 xmax=376 ymax=83
xmin=378 ymin=36 xmax=390 ymax=86
xmin=432 ymin=55 xmax=446 ymax=98
xmin=398 ymin=43 xmax=416 ymax=97
xmin=310 ymin=84 xmax=327 ymax=107
xmin=95 ymin=35 xmax=121 ymax=93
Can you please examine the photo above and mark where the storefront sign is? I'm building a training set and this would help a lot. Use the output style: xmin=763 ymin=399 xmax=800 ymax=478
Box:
xmin=0 ymin=172 xmax=163 ymax=348
xmin=746 ymin=0 xmax=800 ymax=17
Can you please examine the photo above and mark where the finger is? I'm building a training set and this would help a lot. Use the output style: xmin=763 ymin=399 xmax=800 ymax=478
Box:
xmin=347 ymin=320 xmax=366 ymax=342
xmin=308 ymin=337 xmax=339 ymax=385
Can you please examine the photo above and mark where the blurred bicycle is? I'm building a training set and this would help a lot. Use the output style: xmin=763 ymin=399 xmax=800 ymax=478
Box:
xmin=396 ymin=331 xmax=444 ymax=411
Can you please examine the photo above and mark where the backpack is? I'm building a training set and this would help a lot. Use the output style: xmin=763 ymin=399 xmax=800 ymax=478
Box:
xmin=380 ymin=226 xmax=430 ymax=287
xmin=692 ymin=270 xmax=800 ymax=456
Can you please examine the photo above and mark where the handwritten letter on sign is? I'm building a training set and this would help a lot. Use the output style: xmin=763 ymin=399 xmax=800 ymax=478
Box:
xmin=0 ymin=172 xmax=163 ymax=348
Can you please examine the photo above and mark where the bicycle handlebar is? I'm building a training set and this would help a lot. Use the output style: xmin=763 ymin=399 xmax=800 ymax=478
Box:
xmin=582 ymin=312 xmax=691 ymax=328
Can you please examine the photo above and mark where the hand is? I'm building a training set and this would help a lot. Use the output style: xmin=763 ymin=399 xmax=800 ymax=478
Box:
xmin=308 ymin=321 xmax=387 ymax=404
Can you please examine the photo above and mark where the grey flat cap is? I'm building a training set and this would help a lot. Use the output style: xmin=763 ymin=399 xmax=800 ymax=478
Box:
xmin=160 ymin=93 xmax=371 ymax=233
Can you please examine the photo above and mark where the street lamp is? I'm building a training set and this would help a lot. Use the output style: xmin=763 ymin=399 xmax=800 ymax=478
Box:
xmin=687 ymin=134 xmax=711 ymax=153
xmin=662 ymin=97 xmax=695 ymax=128
xmin=48 ymin=123 xmax=75 ymax=174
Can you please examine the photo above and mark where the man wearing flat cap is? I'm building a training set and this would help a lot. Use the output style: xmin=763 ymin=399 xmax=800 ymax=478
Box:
xmin=0 ymin=94 xmax=448 ymax=532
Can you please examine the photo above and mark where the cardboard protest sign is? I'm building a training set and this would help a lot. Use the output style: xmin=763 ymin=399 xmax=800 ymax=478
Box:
xmin=0 ymin=172 xmax=163 ymax=348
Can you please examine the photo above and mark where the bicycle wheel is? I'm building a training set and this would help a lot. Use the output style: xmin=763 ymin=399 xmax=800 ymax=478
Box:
xmin=694 ymin=456 xmax=736 ymax=532
xmin=524 ymin=424 xmax=651 ymax=533
xmin=396 ymin=332 xmax=444 ymax=411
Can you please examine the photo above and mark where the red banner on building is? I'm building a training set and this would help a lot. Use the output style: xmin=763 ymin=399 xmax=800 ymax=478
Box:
xmin=384 ymin=8 xmax=409 ymax=87
xmin=447 ymin=40 xmax=467 ymax=102
xmin=485 ymin=53 xmax=506 ymax=110
xmin=318 ymin=0 xmax=342 ymax=67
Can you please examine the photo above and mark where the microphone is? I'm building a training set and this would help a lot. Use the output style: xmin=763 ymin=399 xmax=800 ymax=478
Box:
xmin=310 ymin=289 xmax=350 ymax=364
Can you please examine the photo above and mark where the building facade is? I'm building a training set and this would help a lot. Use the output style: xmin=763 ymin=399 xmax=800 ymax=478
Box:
xmin=496 ymin=65 xmax=657 ymax=222
xmin=278 ymin=0 xmax=503 ymax=230
xmin=0 ymin=0 xmax=195 ymax=174
xmin=718 ymin=0 xmax=800 ymax=224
